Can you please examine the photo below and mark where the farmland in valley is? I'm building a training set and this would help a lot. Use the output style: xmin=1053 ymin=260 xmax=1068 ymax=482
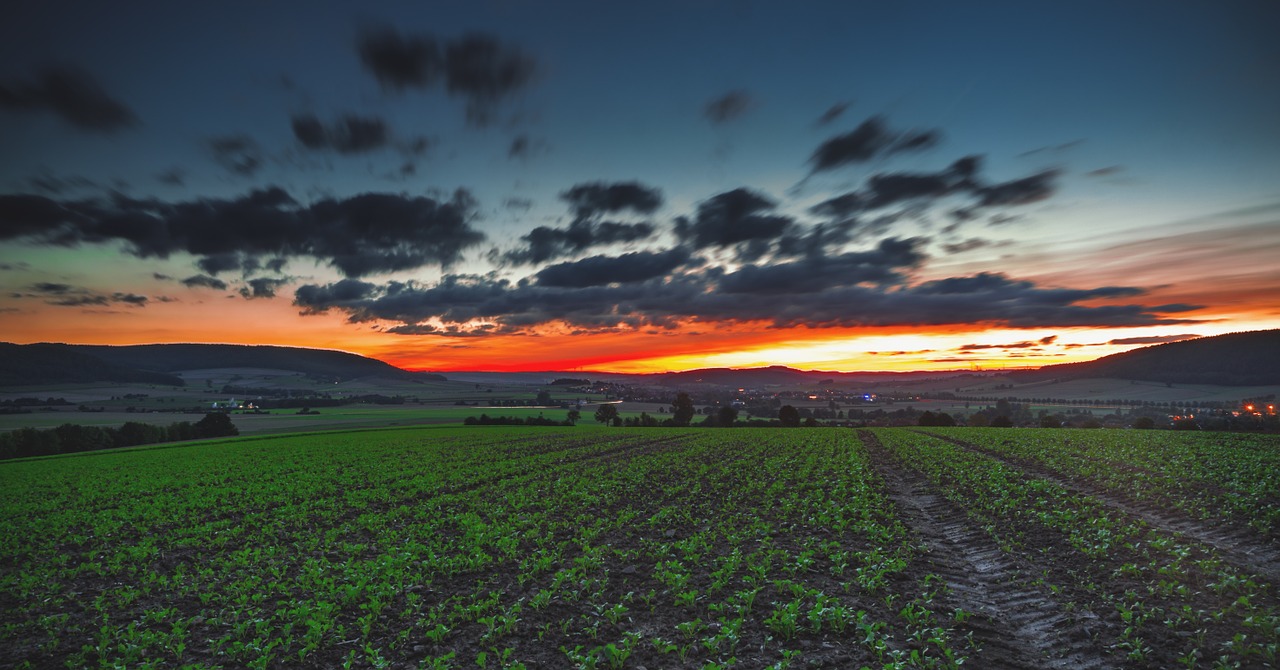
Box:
xmin=2 ymin=427 xmax=1278 ymax=669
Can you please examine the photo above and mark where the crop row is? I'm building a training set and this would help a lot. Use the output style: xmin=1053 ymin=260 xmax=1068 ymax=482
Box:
xmin=873 ymin=428 xmax=1280 ymax=667
xmin=922 ymin=427 xmax=1280 ymax=537
xmin=2 ymin=427 xmax=978 ymax=669
xmin=4 ymin=426 xmax=1278 ymax=669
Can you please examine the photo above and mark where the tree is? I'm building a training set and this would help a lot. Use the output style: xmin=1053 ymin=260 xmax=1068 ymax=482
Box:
xmin=716 ymin=406 xmax=738 ymax=427
xmin=566 ymin=409 xmax=581 ymax=425
xmin=968 ymin=413 xmax=989 ymax=427
xmin=594 ymin=404 xmax=619 ymax=425
xmin=671 ymin=392 xmax=695 ymax=426
xmin=779 ymin=404 xmax=800 ymax=427
xmin=1133 ymin=416 xmax=1155 ymax=430
xmin=535 ymin=390 xmax=554 ymax=405
xmin=990 ymin=415 xmax=1013 ymax=428
xmin=195 ymin=412 xmax=239 ymax=438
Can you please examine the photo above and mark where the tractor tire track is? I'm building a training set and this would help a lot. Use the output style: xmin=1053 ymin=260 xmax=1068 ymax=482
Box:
xmin=920 ymin=430 xmax=1280 ymax=585
xmin=859 ymin=431 xmax=1112 ymax=670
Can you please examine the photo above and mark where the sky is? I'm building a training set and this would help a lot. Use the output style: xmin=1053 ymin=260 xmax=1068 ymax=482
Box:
xmin=1 ymin=1 xmax=1278 ymax=373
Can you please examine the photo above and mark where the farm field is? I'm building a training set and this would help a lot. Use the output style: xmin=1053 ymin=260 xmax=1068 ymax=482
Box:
xmin=2 ymin=427 xmax=1278 ymax=669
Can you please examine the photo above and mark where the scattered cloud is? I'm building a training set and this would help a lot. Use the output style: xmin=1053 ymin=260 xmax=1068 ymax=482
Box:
xmin=499 ymin=181 xmax=662 ymax=264
xmin=704 ymin=90 xmax=753 ymax=124
xmin=20 ymin=282 xmax=148 ymax=307
xmin=815 ymin=101 xmax=851 ymax=126
xmin=0 ymin=187 xmax=485 ymax=278
xmin=291 ymin=113 xmax=390 ymax=154
xmin=239 ymin=276 xmax=291 ymax=299
xmin=293 ymin=265 xmax=1200 ymax=337
xmin=358 ymin=28 xmax=536 ymax=125
xmin=534 ymin=249 xmax=691 ymax=288
xmin=181 ymin=274 xmax=228 ymax=290
xmin=0 ymin=65 xmax=138 ymax=132
xmin=502 ymin=219 xmax=656 ymax=265
xmin=674 ymin=188 xmax=791 ymax=249
xmin=809 ymin=116 xmax=941 ymax=172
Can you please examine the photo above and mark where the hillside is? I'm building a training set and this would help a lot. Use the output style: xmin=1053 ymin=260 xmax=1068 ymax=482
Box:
xmin=0 ymin=343 xmax=444 ymax=387
xmin=1017 ymin=330 xmax=1280 ymax=386
xmin=0 ymin=343 xmax=184 ymax=386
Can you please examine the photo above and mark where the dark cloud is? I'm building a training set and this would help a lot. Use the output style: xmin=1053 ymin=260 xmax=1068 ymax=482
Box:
xmin=502 ymin=219 xmax=655 ymax=265
xmin=357 ymin=29 xmax=536 ymax=125
xmin=1108 ymin=334 xmax=1200 ymax=345
xmin=358 ymin=29 xmax=442 ymax=91
xmin=181 ymin=274 xmax=228 ymax=290
xmin=239 ymin=277 xmax=290 ymax=299
xmin=0 ymin=65 xmax=138 ymax=132
xmin=957 ymin=339 xmax=1047 ymax=351
xmin=498 ymin=181 xmax=662 ymax=264
xmin=0 ymin=187 xmax=484 ymax=278
xmin=23 ymin=282 xmax=147 ymax=307
xmin=208 ymin=135 xmax=263 ymax=176
xmin=112 ymin=293 xmax=148 ymax=306
xmin=444 ymin=34 xmax=537 ymax=124
xmin=561 ymin=181 xmax=662 ymax=219
xmin=675 ymin=188 xmax=791 ymax=249
xmin=294 ymin=265 xmax=1199 ymax=336
xmin=291 ymin=114 xmax=390 ymax=154
xmin=196 ymin=253 xmax=246 ymax=275
xmin=704 ymin=90 xmax=752 ymax=124
xmin=152 ymin=272 xmax=171 ymax=280
xmin=508 ymin=135 xmax=530 ymax=159
xmin=864 ymin=171 xmax=958 ymax=209
xmin=0 ymin=262 xmax=31 ymax=271
xmin=718 ymin=237 xmax=926 ymax=295
xmin=815 ymin=101 xmax=851 ymax=126
xmin=974 ymin=170 xmax=1058 ymax=208
xmin=809 ymin=116 xmax=942 ymax=172
xmin=504 ymin=197 xmax=533 ymax=211
xmin=534 ymin=249 xmax=691 ymax=288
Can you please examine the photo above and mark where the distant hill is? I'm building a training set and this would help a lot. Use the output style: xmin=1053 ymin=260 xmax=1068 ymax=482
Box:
xmin=649 ymin=366 xmax=967 ymax=387
xmin=0 ymin=343 xmax=185 ymax=386
xmin=1016 ymin=330 xmax=1280 ymax=386
xmin=0 ymin=343 xmax=444 ymax=387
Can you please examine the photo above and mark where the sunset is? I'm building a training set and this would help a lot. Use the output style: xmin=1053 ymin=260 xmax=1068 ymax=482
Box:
xmin=4 ymin=4 xmax=1280 ymax=667
xmin=3 ymin=2 xmax=1277 ymax=374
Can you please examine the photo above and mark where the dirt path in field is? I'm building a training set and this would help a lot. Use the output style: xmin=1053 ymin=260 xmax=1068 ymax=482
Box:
xmin=859 ymin=431 xmax=1112 ymax=670
xmin=921 ymin=430 xmax=1280 ymax=586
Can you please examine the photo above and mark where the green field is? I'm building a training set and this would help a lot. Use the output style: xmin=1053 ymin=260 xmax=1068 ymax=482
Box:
xmin=2 ymin=427 xmax=1278 ymax=668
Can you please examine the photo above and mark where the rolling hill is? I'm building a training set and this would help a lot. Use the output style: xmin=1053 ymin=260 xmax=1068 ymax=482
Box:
xmin=0 ymin=343 xmax=444 ymax=386
xmin=1013 ymin=330 xmax=1280 ymax=386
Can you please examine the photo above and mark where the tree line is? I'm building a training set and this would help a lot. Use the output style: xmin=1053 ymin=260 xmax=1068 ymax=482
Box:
xmin=0 ymin=413 xmax=238 ymax=460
